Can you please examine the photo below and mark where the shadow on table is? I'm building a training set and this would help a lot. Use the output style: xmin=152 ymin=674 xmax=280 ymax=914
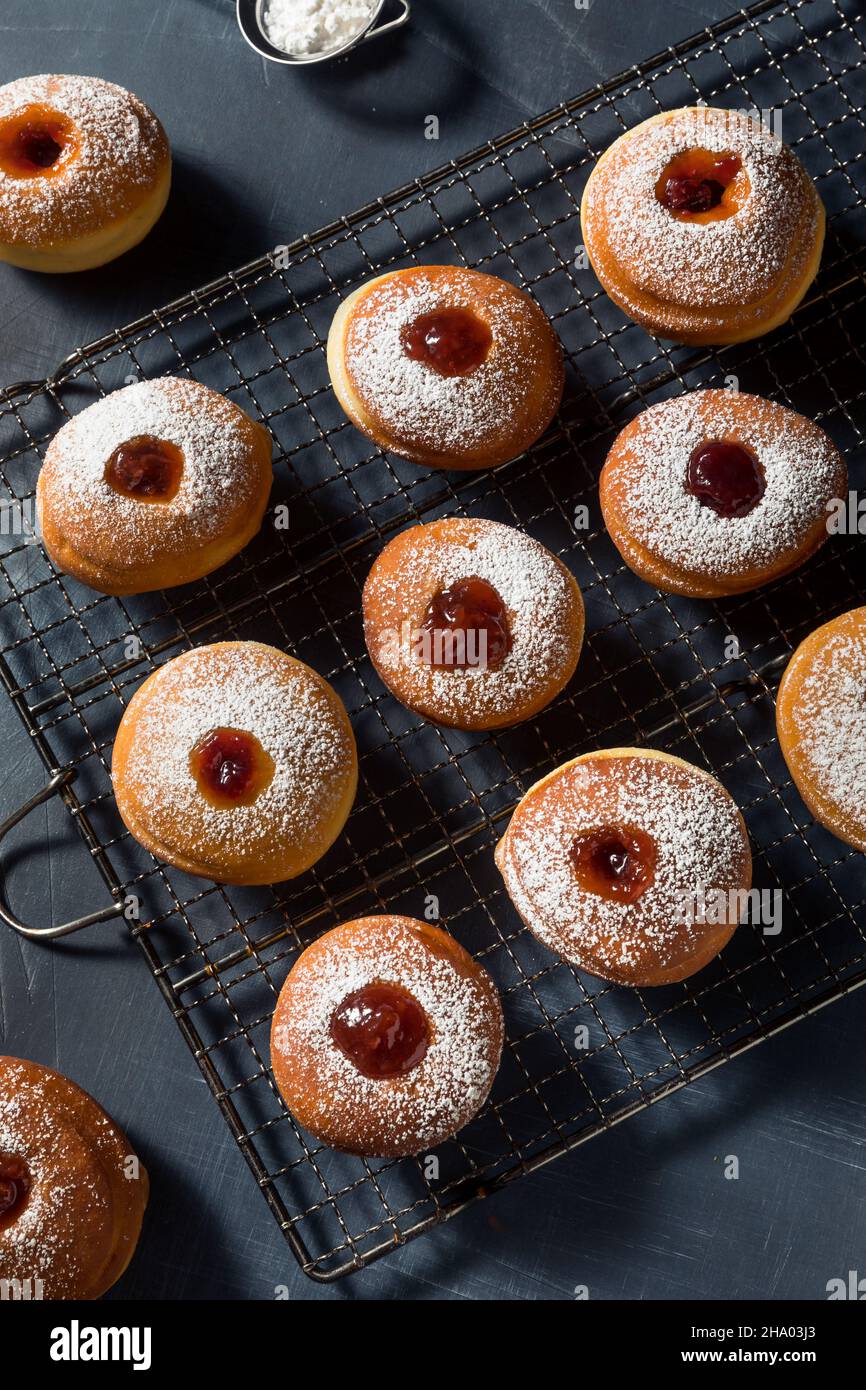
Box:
xmin=287 ymin=0 xmax=482 ymax=130
xmin=5 ymin=155 xmax=264 ymax=363
xmin=327 ymin=993 xmax=866 ymax=1300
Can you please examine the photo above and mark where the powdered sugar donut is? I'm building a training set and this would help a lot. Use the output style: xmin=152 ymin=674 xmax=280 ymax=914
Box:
xmin=581 ymin=106 xmax=824 ymax=345
xmin=37 ymin=377 xmax=273 ymax=596
xmin=327 ymin=266 xmax=564 ymax=470
xmin=777 ymin=608 xmax=866 ymax=853
xmin=0 ymin=74 xmax=170 ymax=272
xmin=270 ymin=916 xmax=504 ymax=1157
xmin=112 ymin=641 xmax=358 ymax=885
xmin=362 ymin=517 xmax=585 ymax=730
xmin=600 ymin=390 xmax=845 ymax=598
xmin=495 ymin=748 xmax=752 ymax=987
xmin=0 ymin=1056 xmax=148 ymax=1300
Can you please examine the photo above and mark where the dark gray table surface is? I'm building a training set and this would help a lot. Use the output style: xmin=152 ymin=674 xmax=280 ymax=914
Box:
xmin=1 ymin=0 xmax=864 ymax=1302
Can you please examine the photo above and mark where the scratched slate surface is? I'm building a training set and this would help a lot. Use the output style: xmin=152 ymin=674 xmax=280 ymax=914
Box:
xmin=0 ymin=0 xmax=864 ymax=1302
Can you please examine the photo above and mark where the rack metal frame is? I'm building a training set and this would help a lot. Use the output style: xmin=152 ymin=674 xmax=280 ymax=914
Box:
xmin=0 ymin=0 xmax=864 ymax=1280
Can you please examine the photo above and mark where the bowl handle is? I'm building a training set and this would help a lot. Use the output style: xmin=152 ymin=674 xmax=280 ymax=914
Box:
xmin=0 ymin=770 xmax=126 ymax=940
xmin=364 ymin=0 xmax=411 ymax=44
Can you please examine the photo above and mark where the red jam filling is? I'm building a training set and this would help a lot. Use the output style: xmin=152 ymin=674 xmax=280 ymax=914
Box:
xmin=104 ymin=435 xmax=184 ymax=503
xmin=420 ymin=575 xmax=511 ymax=670
xmin=15 ymin=126 xmax=62 ymax=168
xmin=656 ymin=150 xmax=743 ymax=219
xmin=0 ymin=106 xmax=76 ymax=179
xmin=0 ymin=1152 xmax=31 ymax=1229
xmin=190 ymin=727 xmax=275 ymax=809
xmin=329 ymin=981 xmax=431 ymax=1079
xmin=571 ymin=824 xmax=657 ymax=904
xmin=686 ymin=439 xmax=766 ymax=518
xmin=400 ymin=307 xmax=492 ymax=377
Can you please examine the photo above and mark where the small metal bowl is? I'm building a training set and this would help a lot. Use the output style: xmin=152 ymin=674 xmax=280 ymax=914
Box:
xmin=236 ymin=0 xmax=411 ymax=66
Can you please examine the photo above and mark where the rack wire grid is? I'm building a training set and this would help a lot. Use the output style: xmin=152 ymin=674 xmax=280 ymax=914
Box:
xmin=0 ymin=0 xmax=864 ymax=1282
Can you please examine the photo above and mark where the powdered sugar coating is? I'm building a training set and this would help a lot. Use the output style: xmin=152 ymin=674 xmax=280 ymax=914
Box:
xmin=271 ymin=917 xmax=503 ymax=1155
xmin=114 ymin=642 xmax=356 ymax=882
xmin=0 ymin=74 xmax=169 ymax=246
xmin=0 ymin=1056 xmax=144 ymax=1299
xmin=341 ymin=267 xmax=563 ymax=462
xmin=363 ymin=517 xmax=584 ymax=728
xmin=591 ymin=108 xmax=818 ymax=308
xmin=602 ymin=390 xmax=844 ymax=583
xmin=497 ymin=752 xmax=750 ymax=982
xmin=779 ymin=610 xmax=866 ymax=837
xmin=39 ymin=376 xmax=270 ymax=568
xmin=262 ymin=0 xmax=377 ymax=55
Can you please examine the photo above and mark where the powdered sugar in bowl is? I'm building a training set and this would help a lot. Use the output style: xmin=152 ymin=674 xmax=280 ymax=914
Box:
xmin=236 ymin=0 xmax=411 ymax=66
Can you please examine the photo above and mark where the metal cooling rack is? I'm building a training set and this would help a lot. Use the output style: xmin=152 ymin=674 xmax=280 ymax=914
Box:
xmin=0 ymin=0 xmax=865 ymax=1282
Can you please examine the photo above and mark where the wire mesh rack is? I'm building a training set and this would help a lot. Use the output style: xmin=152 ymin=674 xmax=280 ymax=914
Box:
xmin=0 ymin=0 xmax=865 ymax=1282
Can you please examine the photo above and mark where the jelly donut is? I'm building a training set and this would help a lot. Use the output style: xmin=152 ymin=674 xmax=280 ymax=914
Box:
xmin=362 ymin=517 xmax=585 ymax=730
xmin=777 ymin=607 xmax=866 ymax=853
xmin=581 ymin=106 xmax=824 ymax=345
xmin=37 ymin=377 xmax=273 ymax=596
xmin=600 ymin=390 xmax=845 ymax=599
xmin=0 ymin=74 xmax=170 ymax=273
xmin=0 ymin=1056 xmax=148 ymax=1300
xmin=270 ymin=916 xmax=504 ymax=1157
xmin=112 ymin=641 xmax=357 ymax=885
xmin=327 ymin=265 xmax=564 ymax=470
xmin=495 ymin=748 xmax=752 ymax=987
